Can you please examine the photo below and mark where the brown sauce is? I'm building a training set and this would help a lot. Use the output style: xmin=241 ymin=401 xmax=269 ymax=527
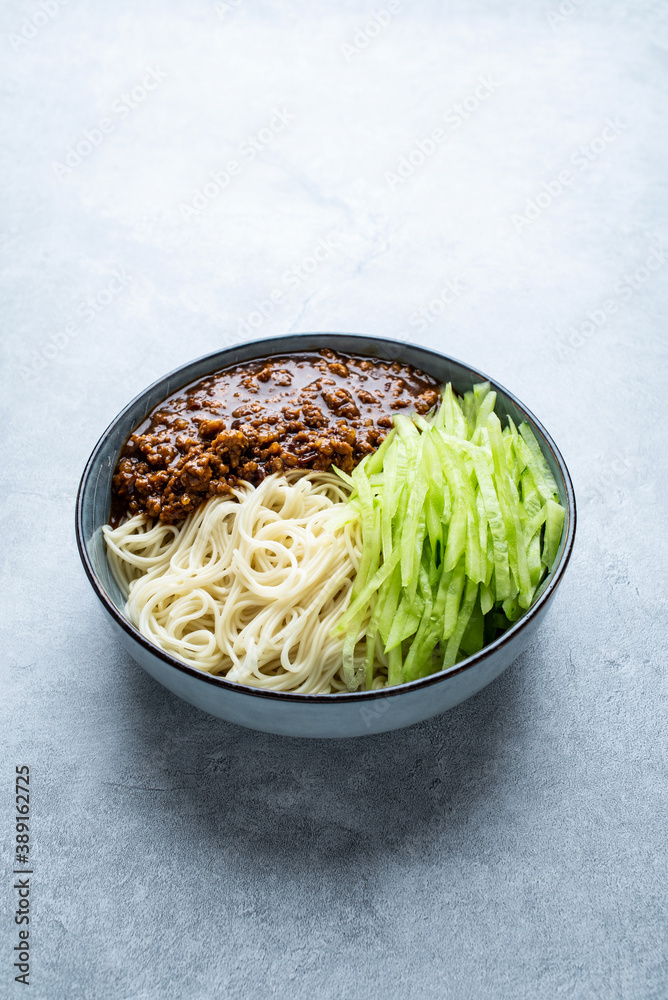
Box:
xmin=110 ymin=349 xmax=440 ymax=525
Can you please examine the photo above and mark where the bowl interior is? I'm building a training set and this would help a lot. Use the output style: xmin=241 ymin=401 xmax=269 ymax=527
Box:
xmin=78 ymin=334 xmax=575 ymax=685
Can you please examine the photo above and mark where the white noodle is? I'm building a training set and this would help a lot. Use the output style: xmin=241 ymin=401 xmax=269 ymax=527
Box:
xmin=102 ymin=472 xmax=379 ymax=693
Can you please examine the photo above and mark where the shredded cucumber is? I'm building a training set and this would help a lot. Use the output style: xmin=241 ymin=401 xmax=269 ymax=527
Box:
xmin=332 ymin=382 xmax=566 ymax=690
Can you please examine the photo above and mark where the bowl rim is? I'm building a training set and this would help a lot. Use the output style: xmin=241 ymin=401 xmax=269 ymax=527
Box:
xmin=75 ymin=333 xmax=577 ymax=704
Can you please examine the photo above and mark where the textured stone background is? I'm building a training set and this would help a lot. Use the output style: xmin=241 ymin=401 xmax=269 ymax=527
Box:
xmin=1 ymin=1 xmax=667 ymax=998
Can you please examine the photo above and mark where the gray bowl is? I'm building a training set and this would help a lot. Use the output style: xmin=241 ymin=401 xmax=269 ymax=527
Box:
xmin=76 ymin=334 xmax=576 ymax=738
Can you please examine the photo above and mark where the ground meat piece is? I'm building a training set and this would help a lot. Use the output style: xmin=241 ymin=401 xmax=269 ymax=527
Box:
xmin=414 ymin=389 xmax=439 ymax=414
xmin=175 ymin=434 xmax=199 ymax=451
xmin=197 ymin=418 xmax=227 ymax=437
xmin=232 ymin=402 xmax=263 ymax=418
xmin=212 ymin=429 xmax=248 ymax=467
xmin=301 ymin=402 xmax=327 ymax=427
xmin=321 ymin=387 xmax=360 ymax=419
xmin=146 ymin=496 xmax=162 ymax=517
xmin=257 ymin=425 xmax=286 ymax=445
xmin=330 ymin=437 xmax=354 ymax=467
xmin=328 ymin=361 xmax=349 ymax=377
xmin=334 ymin=421 xmax=356 ymax=445
xmin=181 ymin=455 xmax=212 ymax=489
xmin=156 ymin=443 xmax=177 ymax=463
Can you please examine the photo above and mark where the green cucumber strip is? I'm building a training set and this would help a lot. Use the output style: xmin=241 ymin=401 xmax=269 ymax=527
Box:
xmin=521 ymin=468 xmax=543 ymax=520
xmin=412 ymin=414 xmax=432 ymax=432
xmin=506 ymin=468 xmax=532 ymax=608
xmin=485 ymin=527 xmax=495 ymax=589
xmin=377 ymin=563 xmax=403 ymax=644
xmin=399 ymin=453 xmax=429 ymax=587
xmin=518 ymin=422 xmax=559 ymax=499
xmin=364 ymin=426 xmax=396 ymax=477
xmin=380 ymin=436 xmax=399 ymax=559
xmin=395 ymin=413 xmax=420 ymax=447
xmin=417 ymin=560 xmax=434 ymax=613
xmin=385 ymin=595 xmax=423 ymax=651
xmin=426 ymin=496 xmax=442 ymax=558
xmin=476 ymin=492 xmax=490 ymax=582
xmin=444 ymin=442 xmax=483 ymax=583
xmin=399 ymin=562 xmax=451 ymax=681
xmin=333 ymin=546 xmax=401 ymax=633
xmin=464 ymin=441 xmax=511 ymax=600
xmin=501 ymin=596 xmax=522 ymax=622
xmin=341 ymin=605 xmax=366 ymax=690
xmin=463 ymin=390 xmax=476 ymax=435
xmin=480 ymin=581 xmax=494 ymax=615
xmin=475 ymin=385 xmax=496 ymax=430
xmin=351 ymin=460 xmax=374 ymax=540
xmin=507 ymin=575 xmax=519 ymax=601
xmin=404 ymin=563 xmax=436 ymax=672
xmin=442 ymin=383 xmax=467 ymax=438
xmin=326 ymin=504 xmax=360 ymax=531
xmin=527 ymin=531 xmax=543 ymax=590
xmin=365 ymin=621 xmax=378 ymax=690
xmin=487 ymin=413 xmax=532 ymax=609
xmin=465 ymin=508 xmax=484 ymax=585
xmin=524 ymin=503 xmax=548 ymax=545
xmin=351 ymin=452 xmax=371 ymax=484
xmin=460 ymin=593 xmax=485 ymax=656
xmin=350 ymin=495 xmax=382 ymax=605
xmin=387 ymin=645 xmax=403 ymax=686
xmin=404 ymin=513 xmax=427 ymax=607
xmin=503 ymin=432 xmax=520 ymax=487
xmin=443 ymin=578 xmax=479 ymax=668
xmin=442 ymin=558 xmax=466 ymax=640
xmin=443 ymin=502 xmax=467 ymax=572
xmin=472 ymin=380 xmax=490 ymax=411
xmin=430 ymin=435 xmax=471 ymax=571
xmin=422 ymin=433 xmax=446 ymax=552
xmin=401 ymin=620 xmax=440 ymax=683
xmin=332 ymin=466 xmax=355 ymax=488
xmin=542 ymin=497 xmax=565 ymax=569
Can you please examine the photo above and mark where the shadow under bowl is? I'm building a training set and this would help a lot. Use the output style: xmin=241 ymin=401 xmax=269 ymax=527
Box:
xmin=76 ymin=333 xmax=576 ymax=738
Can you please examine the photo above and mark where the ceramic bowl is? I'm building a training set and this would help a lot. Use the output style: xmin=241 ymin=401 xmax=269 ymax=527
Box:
xmin=76 ymin=334 xmax=576 ymax=737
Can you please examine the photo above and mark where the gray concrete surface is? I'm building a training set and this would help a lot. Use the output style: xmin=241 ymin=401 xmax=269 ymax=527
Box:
xmin=1 ymin=1 xmax=667 ymax=998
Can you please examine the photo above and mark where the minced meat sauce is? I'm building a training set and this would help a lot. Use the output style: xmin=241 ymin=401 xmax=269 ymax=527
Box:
xmin=110 ymin=349 xmax=440 ymax=525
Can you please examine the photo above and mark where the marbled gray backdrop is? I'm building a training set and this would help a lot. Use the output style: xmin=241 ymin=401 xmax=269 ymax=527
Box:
xmin=1 ymin=1 xmax=666 ymax=998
